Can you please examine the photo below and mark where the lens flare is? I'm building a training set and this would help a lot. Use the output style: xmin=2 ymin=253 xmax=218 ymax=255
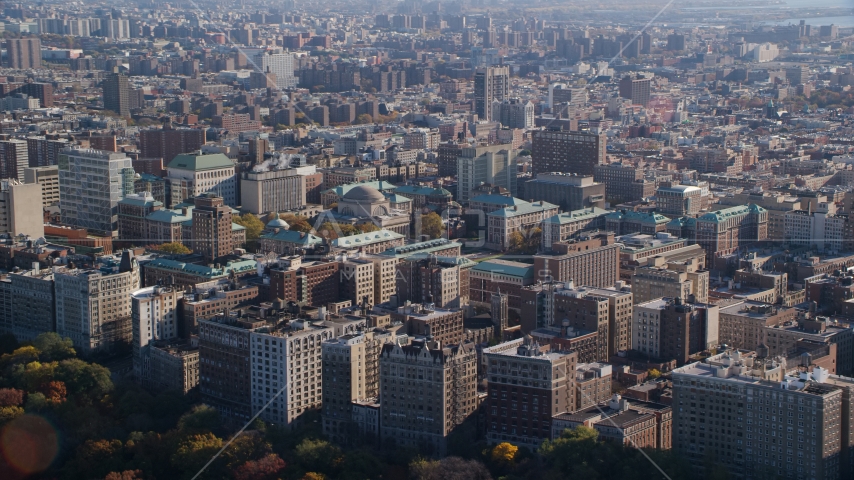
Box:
xmin=1 ymin=414 xmax=59 ymax=475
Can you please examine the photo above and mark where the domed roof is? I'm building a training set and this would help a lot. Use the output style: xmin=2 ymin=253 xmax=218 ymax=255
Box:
xmin=266 ymin=218 xmax=290 ymax=229
xmin=343 ymin=185 xmax=386 ymax=203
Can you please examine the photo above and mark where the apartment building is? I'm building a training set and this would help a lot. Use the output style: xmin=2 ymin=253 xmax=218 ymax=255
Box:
xmin=631 ymin=257 xmax=709 ymax=305
xmin=531 ymin=129 xmax=606 ymax=177
xmin=576 ymin=362 xmax=613 ymax=410
xmin=718 ymin=302 xmax=798 ymax=351
xmin=379 ymin=338 xmax=478 ymax=456
xmin=547 ymin=281 xmax=633 ymax=360
xmin=55 ymin=251 xmax=140 ymax=353
xmin=632 ymin=297 xmax=720 ymax=365
xmin=322 ymin=329 xmax=397 ymax=444
xmin=672 ymin=351 xmax=847 ymax=479
xmin=250 ymin=320 xmax=336 ymax=426
xmin=553 ymin=394 xmax=672 ymax=450
xmin=485 ymin=338 xmax=577 ymax=449
xmin=131 ymin=285 xmax=184 ymax=387
xmin=0 ymin=265 xmax=58 ymax=342
xmin=149 ymin=341 xmax=200 ymax=394
xmin=396 ymin=255 xmax=474 ymax=309
xmin=340 ymin=257 xmax=375 ymax=306
xmin=593 ymin=162 xmax=655 ymax=204
xmin=521 ymin=173 xmax=606 ymax=212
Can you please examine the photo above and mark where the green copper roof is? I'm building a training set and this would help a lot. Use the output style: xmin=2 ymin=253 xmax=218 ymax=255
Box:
xmin=699 ymin=204 xmax=766 ymax=223
xmin=544 ymin=207 xmax=610 ymax=225
xmin=167 ymin=153 xmax=234 ymax=171
xmin=471 ymin=259 xmax=534 ymax=280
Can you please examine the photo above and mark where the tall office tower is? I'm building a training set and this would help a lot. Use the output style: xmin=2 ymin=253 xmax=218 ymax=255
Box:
xmin=0 ymin=139 xmax=28 ymax=181
xmin=250 ymin=320 xmax=335 ymax=426
xmin=484 ymin=338 xmax=577 ymax=449
xmin=255 ymin=51 xmax=297 ymax=89
xmin=192 ymin=194 xmax=234 ymax=262
xmin=58 ymin=148 xmax=135 ymax=235
xmin=379 ymin=338 xmax=477 ymax=456
xmin=6 ymin=38 xmax=41 ymax=69
xmin=55 ymin=251 xmax=140 ymax=353
xmin=619 ymin=74 xmax=651 ymax=107
xmin=531 ymin=129 xmax=606 ymax=177
xmin=131 ymin=286 xmax=184 ymax=387
xmin=0 ymin=179 xmax=44 ymax=238
xmin=672 ymin=351 xmax=849 ymax=479
xmin=322 ymin=329 xmax=397 ymax=443
xmin=26 ymin=136 xmax=68 ymax=167
xmin=103 ymin=69 xmax=130 ymax=117
xmin=25 ymin=166 xmax=60 ymax=207
xmin=139 ymin=126 xmax=205 ymax=164
xmin=474 ymin=66 xmax=510 ymax=121
xmin=456 ymin=144 xmax=519 ymax=202
xmin=0 ymin=265 xmax=57 ymax=343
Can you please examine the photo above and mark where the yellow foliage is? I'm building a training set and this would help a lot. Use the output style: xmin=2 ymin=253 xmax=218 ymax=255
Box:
xmin=491 ymin=442 xmax=518 ymax=464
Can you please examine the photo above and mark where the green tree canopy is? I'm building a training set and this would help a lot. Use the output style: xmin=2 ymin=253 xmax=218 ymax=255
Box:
xmin=421 ymin=212 xmax=444 ymax=239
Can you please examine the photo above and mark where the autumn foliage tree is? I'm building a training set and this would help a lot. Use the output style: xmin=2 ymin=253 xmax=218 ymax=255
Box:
xmin=421 ymin=212 xmax=444 ymax=239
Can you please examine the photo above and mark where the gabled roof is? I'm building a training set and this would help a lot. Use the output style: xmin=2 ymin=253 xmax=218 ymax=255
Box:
xmin=167 ymin=153 xmax=234 ymax=171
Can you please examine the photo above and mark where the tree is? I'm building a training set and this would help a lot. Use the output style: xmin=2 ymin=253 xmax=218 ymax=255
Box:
xmin=171 ymin=433 xmax=223 ymax=477
xmin=0 ymin=405 xmax=23 ymax=424
xmin=54 ymin=358 xmax=113 ymax=401
xmin=508 ymin=232 xmax=526 ymax=252
xmin=105 ymin=471 xmax=144 ymax=480
xmin=525 ymin=227 xmax=542 ymax=254
xmin=355 ymin=114 xmax=373 ymax=124
xmin=410 ymin=457 xmax=492 ymax=480
xmin=0 ymin=388 xmax=24 ymax=407
xmin=234 ymin=214 xmax=265 ymax=243
xmin=178 ymin=404 xmax=221 ymax=433
xmin=648 ymin=368 xmax=662 ymax=379
xmin=32 ymin=333 xmax=75 ymax=362
xmin=490 ymin=442 xmax=517 ymax=465
xmin=294 ymin=439 xmax=342 ymax=475
xmin=39 ymin=381 xmax=67 ymax=405
xmin=358 ymin=222 xmax=380 ymax=233
xmin=421 ymin=212 xmax=444 ymax=239
xmin=232 ymin=454 xmax=286 ymax=480
xmin=281 ymin=214 xmax=312 ymax=233
xmin=155 ymin=242 xmax=192 ymax=254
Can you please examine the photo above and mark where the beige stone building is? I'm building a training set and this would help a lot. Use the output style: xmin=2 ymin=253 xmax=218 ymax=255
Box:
xmin=379 ymin=338 xmax=478 ymax=456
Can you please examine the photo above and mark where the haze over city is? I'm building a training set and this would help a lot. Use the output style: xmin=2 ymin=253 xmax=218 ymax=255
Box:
xmin=0 ymin=0 xmax=853 ymax=479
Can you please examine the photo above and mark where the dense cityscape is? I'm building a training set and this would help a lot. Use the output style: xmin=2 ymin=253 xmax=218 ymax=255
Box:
xmin=0 ymin=0 xmax=854 ymax=478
